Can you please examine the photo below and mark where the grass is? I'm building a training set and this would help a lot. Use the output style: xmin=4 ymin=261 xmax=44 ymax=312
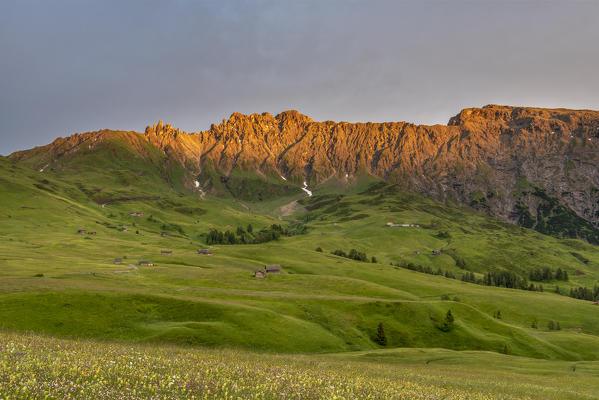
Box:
xmin=2 ymin=331 xmax=599 ymax=399
xmin=3 ymin=144 xmax=599 ymax=396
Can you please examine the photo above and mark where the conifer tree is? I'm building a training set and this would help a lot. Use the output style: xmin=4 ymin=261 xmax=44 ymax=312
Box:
xmin=375 ymin=322 xmax=387 ymax=346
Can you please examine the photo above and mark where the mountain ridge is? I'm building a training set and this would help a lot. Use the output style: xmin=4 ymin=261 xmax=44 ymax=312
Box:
xmin=9 ymin=104 xmax=599 ymax=242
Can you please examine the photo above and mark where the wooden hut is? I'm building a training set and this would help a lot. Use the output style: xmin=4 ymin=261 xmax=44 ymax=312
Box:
xmin=265 ymin=264 xmax=281 ymax=274
xmin=138 ymin=261 xmax=154 ymax=266
xmin=254 ymin=270 xmax=266 ymax=279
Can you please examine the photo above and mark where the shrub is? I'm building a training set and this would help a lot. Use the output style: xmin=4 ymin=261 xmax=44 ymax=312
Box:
xmin=332 ymin=249 xmax=347 ymax=258
xmin=348 ymin=249 xmax=368 ymax=262
xmin=435 ymin=231 xmax=451 ymax=239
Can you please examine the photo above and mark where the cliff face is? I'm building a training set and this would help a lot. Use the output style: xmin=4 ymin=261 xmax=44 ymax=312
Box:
xmin=10 ymin=105 xmax=599 ymax=241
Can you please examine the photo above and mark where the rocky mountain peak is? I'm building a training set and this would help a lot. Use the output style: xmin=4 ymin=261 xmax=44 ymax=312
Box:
xmin=11 ymin=105 xmax=599 ymax=243
xmin=145 ymin=120 xmax=185 ymax=137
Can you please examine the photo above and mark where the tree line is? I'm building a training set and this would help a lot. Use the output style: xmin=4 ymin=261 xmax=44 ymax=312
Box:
xmin=206 ymin=223 xmax=306 ymax=245
xmin=316 ymin=248 xmax=597 ymax=304
xmin=393 ymin=261 xmax=596 ymax=300
xmin=529 ymin=267 xmax=569 ymax=282
xmin=394 ymin=262 xmax=457 ymax=279
xmin=330 ymin=248 xmax=376 ymax=263
xmin=569 ymin=285 xmax=599 ymax=301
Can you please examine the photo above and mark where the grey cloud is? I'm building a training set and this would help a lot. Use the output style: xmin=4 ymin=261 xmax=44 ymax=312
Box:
xmin=1 ymin=0 xmax=598 ymax=154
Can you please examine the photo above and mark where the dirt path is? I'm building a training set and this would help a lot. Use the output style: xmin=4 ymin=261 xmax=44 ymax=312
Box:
xmin=277 ymin=199 xmax=306 ymax=220
xmin=100 ymin=196 xmax=162 ymax=208
xmin=107 ymin=264 xmax=139 ymax=274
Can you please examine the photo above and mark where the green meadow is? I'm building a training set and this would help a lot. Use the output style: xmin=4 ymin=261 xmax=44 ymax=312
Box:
xmin=2 ymin=331 xmax=599 ymax=399
xmin=2 ymin=148 xmax=599 ymax=398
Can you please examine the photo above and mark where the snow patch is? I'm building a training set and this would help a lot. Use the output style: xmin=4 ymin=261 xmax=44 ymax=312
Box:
xmin=302 ymin=181 xmax=312 ymax=196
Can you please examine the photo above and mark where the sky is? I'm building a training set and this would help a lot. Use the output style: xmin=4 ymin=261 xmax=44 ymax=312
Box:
xmin=1 ymin=0 xmax=598 ymax=155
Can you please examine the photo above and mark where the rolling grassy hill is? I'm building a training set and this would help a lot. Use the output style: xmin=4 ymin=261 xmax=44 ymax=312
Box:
xmin=2 ymin=151 xmax=599 ymax=366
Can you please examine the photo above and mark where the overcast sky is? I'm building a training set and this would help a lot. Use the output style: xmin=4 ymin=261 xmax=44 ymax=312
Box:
xmin=1 ymin=0 xmax=598 ymax=155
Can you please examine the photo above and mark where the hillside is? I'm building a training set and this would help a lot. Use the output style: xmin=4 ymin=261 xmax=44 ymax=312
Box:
xmin=10 ymin=105 xmax=599 ymax=245
xmin=2 ymin=153 xmax=599 ymax=362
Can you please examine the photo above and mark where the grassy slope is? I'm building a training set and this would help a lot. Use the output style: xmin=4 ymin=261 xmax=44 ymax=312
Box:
xmin=2 ymin=331 xmax=599 ymax=399
xmin=2 ymin=145 xmax=599 ymax=370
